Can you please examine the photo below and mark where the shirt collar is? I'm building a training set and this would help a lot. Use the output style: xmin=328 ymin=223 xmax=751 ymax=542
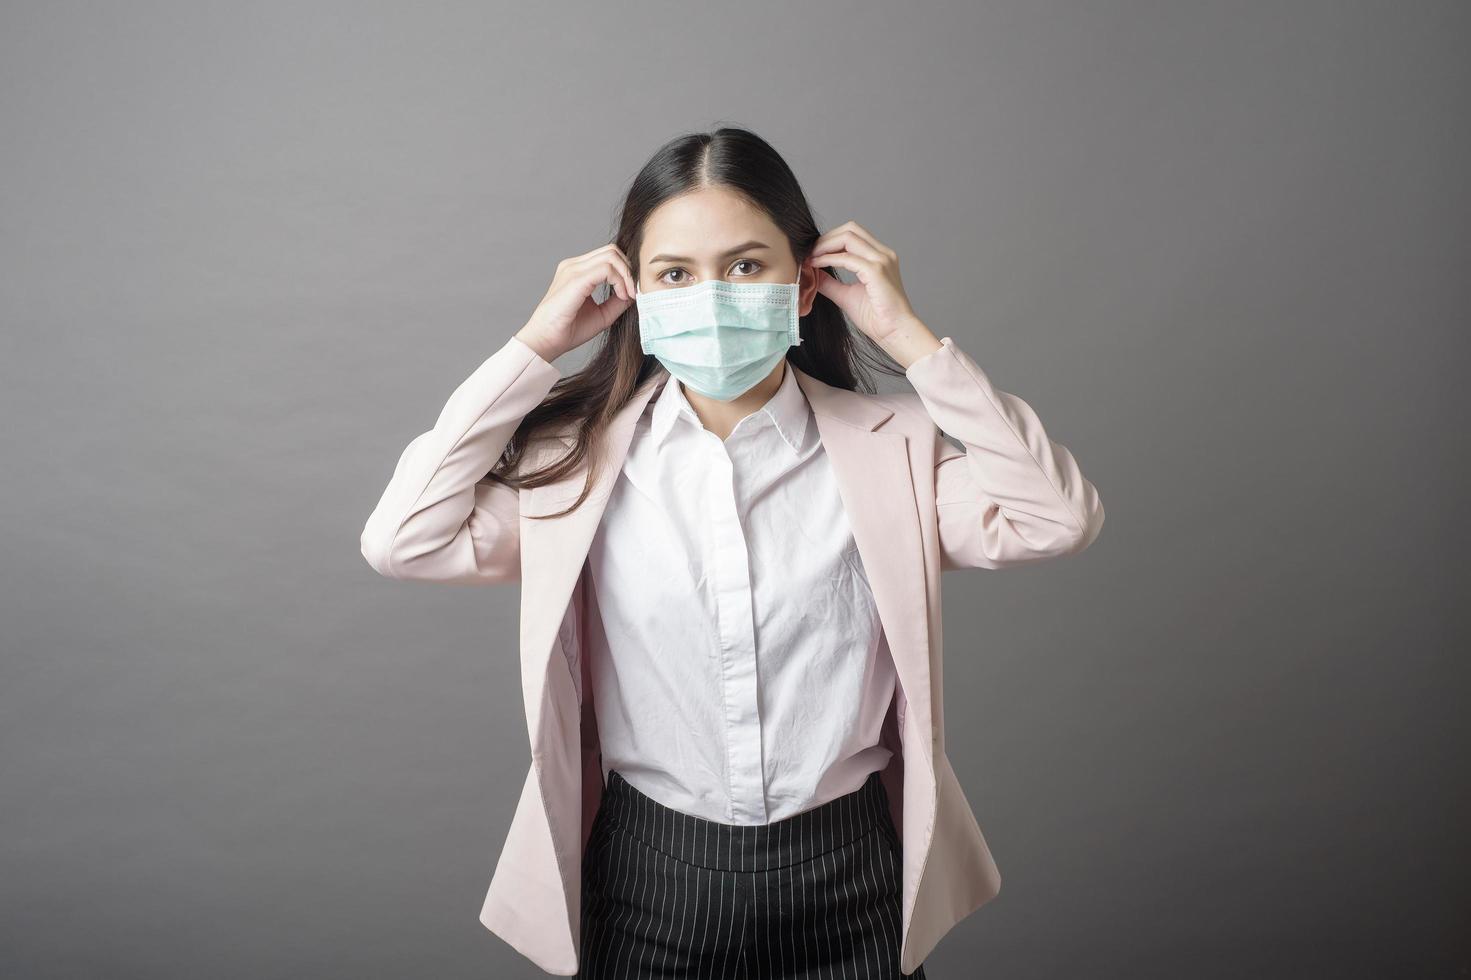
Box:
xmin=650 ymin=361 xmax=811 ymax=454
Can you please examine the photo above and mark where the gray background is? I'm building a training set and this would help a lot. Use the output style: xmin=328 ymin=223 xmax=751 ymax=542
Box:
xmin=2 ymin=2 xmax=1466 ymax=977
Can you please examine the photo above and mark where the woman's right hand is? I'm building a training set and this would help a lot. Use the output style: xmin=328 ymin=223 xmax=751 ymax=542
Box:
xmin=516 ymin=243 xmax=637 ymax=363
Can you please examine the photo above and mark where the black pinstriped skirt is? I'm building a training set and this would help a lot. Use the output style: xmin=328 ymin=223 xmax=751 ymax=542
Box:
xmin=576 ymin=768 xmax=928 ymax=979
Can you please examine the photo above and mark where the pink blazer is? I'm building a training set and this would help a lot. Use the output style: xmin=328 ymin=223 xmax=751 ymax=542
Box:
xmin=361 ymin=333 xmax=1104 ymax=975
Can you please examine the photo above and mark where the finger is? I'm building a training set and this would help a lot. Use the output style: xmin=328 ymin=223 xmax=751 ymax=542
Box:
xmin=811 ymin=230 xmax=885 ymax=266
xmin=814 ymin=222 xmax=896 ymax=262
xmin=610 ymin=254 xmax=636 ymax=300
xmin=811 ymin=220 xmax=859 ymax=253
xmin=811 ymin=265 xmax=864 ymax=309
xmin=810 ymin=249 xmax=881 ymax=284
xmin=842 ymin=221 xmax=894 ymax=257
xmin=579 ymin=258 xmax=625 ymax=301
xmin=596 ymin=244 xmax=637 ymax=299
xmin=577 ymin=259 xmax=625 ymax=302
xmin=598 ymin=291 xmax=632 ymax=330
xmin=812 ymin=220 xmax=869 ymax=255
xmin=571 ymin=252 xmax=634 ymax=301
xmin=811 ymin=229 xmax=881 ymax=263
xmin=599 ymin=258 xmax=633 ymax=301
xmin=812 ymin=219 xmax=857 ymax=250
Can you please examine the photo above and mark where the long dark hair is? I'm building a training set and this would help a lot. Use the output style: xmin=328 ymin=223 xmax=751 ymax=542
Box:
xmin=491 ymin=125 xmax=904 ymax=518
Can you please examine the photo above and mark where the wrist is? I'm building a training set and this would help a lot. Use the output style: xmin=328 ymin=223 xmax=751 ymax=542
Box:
xmin=877 ymin=316 xmax=943 ymax=370
xmin=514 ymin=326 xmax=566 ymax=365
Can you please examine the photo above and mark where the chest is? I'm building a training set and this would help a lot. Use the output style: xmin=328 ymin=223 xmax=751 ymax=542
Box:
xmin=587 ymin=419 xmax=878 ymax=635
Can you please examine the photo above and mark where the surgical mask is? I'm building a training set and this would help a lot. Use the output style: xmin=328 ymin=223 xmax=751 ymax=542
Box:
xmin=634 ymin=268 xmax=803 ymax=401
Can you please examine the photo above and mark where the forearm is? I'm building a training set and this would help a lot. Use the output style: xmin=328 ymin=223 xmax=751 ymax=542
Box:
xmin=906 ymin=332 xmax=1104 ymax=564
xmin=360 ymin=334 xmax=562 ymax=580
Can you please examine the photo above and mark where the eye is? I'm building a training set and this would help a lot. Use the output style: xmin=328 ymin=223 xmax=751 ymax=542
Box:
xmin=658 ymin=268 xmax=689 ymax=285
xmin=731 ymin=259 xmax=763 ymax=277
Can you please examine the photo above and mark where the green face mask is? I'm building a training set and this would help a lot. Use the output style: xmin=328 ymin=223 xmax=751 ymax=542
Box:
xmin=634 ymin=268 xmax=803 ymax=401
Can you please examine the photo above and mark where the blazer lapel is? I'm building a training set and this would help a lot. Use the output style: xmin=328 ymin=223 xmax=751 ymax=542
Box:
xmin=790 ymin=364 xmax=935 ymax=772
xmin=516 ymin=370 xmax=666 ymax=736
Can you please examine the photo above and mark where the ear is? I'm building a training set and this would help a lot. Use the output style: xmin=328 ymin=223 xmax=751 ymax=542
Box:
xmin=798 ymin=260 xmax=819 ymax=316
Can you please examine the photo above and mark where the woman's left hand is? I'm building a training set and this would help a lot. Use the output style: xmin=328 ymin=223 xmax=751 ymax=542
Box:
xmin=808 ymin=221 xmax=931 ymax=348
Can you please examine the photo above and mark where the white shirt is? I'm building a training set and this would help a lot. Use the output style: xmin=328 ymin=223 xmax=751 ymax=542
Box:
xmin=585 ymin=360 xmax=897 ymax=825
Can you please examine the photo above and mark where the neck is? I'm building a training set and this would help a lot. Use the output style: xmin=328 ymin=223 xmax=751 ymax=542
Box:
xmin=680 ymin=360 xmax=787 ymax=442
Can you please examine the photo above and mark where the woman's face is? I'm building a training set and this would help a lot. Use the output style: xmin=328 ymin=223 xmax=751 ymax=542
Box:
xmin=637 ymin=186 xmax=813 ymax=314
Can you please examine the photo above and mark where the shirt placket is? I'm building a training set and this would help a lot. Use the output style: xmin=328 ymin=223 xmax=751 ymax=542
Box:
xmin=703 ymin=430 xmax=767 ymax=823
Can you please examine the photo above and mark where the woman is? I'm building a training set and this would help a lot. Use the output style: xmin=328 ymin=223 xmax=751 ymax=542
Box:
xmin=361 ymin=127 xmax=1104 ymax=978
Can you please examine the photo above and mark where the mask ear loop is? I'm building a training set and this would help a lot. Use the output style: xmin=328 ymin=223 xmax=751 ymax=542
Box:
xmin=791 ymin=262 xmax=804 ymax=346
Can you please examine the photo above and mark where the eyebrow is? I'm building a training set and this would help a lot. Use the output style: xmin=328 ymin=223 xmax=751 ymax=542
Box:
xmin=647 ymin=240 xmax=773 ymax=264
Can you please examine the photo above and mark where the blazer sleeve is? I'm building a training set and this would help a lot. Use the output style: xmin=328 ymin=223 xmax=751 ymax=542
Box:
xmin=359 ymin=334 xmax=562 ymax=584
xmin=904 ymin=335 xmax=1104 ymax=570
